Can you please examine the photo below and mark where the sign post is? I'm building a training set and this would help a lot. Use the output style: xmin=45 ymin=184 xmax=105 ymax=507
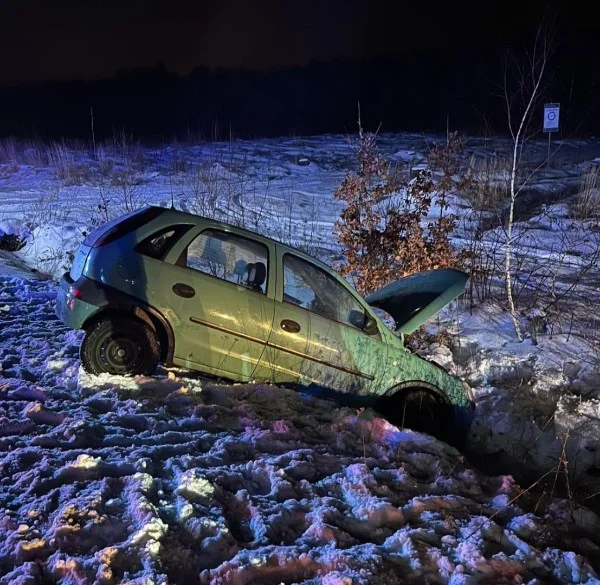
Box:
xmin=543 ymin=103 xmax=560 ymax=166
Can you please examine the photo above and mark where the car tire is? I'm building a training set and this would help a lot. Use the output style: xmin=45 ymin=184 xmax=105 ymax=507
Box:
xmin=81 ymin=318 xmax=160 ymax=376
xmin=386 ymin=389 xmax=452 ymax=441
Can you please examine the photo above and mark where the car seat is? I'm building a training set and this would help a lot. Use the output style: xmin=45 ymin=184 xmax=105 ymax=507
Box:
xmin=243 ymin=261 xmax=266 ymax=292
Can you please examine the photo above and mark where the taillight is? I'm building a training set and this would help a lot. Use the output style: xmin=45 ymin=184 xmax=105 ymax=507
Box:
xmin=67 ymin=287 xmax=83 ymax=310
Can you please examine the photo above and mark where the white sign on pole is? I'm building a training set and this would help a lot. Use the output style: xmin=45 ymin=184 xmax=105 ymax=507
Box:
xmin=543 ymin=103 xmax=560 ymax=133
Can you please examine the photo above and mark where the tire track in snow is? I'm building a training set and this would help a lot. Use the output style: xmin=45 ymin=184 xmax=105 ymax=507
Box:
xmin=1 ymin=276 xmax=599 ymax=584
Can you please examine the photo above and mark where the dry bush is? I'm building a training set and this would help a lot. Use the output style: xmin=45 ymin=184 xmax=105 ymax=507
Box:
xmin=0 ymin=137 xmax=51 ymax=167
xmin=175 ymin=154 xmax=326 ymax=255
xmin=334 ymin=130 xmax=467 ymax=295
xmin=174 ymin=154 xmax=249 ymax=231
xmin=167 ymin=144 xmax=190 ymax=174
xmin=177 ymin=143 xmax=250 ymax=223
xmin=0 ymin=138 xmax=20 ymax=164
xmin=168 ymin=138 xmax=327 ymax=257
xmin=109 ymin=167 xmax=146 ymax=209
xmin=97 ymin=157 xmax=115 ymax=177
xmin=48 ymin=142 xmax=92 ymax=185
xmin=90 ymin=132 xmax=148 ymax=226
xmin=460 ymin=211 xmax=505 ymax=307
xmin=100 ymin=130 xmax=145 ymax=166
xmin=179 ymin=160 xmax=235 ymax=217
xmin=571 ymin=165 xmax=600 ymax=220
xmin=461 ymin=195 xmax=600 ymax=341
xmin=464 ymin=154 xmax=511 ymax=212
xmin=91 ymin=171 xmax=147 ymax=227
xmin=25 ymin=185 xmax=72 ymax=230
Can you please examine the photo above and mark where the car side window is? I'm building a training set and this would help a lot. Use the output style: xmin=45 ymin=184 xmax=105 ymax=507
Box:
xmin=183 ymin=229 xmax=268 ymax=293
xmin=283 ymin=254 xmax=366 ymax=329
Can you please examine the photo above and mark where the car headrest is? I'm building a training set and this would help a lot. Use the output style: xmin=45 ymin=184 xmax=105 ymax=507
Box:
xmin=252 ymin=261 xmax=267 ymax=288
xmin=242 ymin=261 xmax=266 ymax=291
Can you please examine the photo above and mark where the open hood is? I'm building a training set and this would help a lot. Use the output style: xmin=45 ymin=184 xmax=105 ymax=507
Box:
xmin=365 ymin=268 xmax=469 ymax=335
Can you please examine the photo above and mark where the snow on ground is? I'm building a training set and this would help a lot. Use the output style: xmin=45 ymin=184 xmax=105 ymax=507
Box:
xmin=419 ymin=303 xmax=600 ymax=498
xmin=1 ymin=276 xmax=600 ymax=584
xmin=0 ymin=134 xmax=368 ymax=277
xmin=2 ymin=133 xmax=600 ymax=582
xmin=0 ymin=250 xmax=37 ymax=280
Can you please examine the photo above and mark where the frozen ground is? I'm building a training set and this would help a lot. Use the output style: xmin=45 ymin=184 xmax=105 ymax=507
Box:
xmin=0 ymin=133 xmax=597 ymax=278
xmin=420 ymin=304 xmax=600 ymax=496
xmin=1 ymin=276 xmax=600 ymax=584
xmin=1 ymin=133 xmax=600 ymax=582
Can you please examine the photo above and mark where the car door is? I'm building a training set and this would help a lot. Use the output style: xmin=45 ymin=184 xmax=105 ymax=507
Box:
xmin=256 ymin=295 xmax=310 ymax=385
xmin=261 ymin=250 xmax=387 ymax=394
xmin=158 ymin=226 xmax=276 ymax=381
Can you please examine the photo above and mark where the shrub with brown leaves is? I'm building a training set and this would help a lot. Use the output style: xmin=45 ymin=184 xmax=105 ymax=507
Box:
xmin=334 ymin=131 xmax=467 ymax=295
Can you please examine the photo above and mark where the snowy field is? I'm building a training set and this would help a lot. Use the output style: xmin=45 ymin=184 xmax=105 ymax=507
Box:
xmin=1 ymin=133 xmax=600 ymax=583
xmin=1 ymin=277 xmax=599 ymax=584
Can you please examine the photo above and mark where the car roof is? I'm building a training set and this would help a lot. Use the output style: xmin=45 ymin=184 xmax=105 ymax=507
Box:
xmin=148 ymin=206 xmax=340 ymax=278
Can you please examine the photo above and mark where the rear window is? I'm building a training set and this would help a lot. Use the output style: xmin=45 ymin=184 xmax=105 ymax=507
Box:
xmin=84 ymin=207 xmax=165 ymax=247
xmin=136 ymin=225 xmax=193 ymax=259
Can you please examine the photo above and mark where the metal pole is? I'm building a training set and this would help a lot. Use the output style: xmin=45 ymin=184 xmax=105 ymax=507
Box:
xmin=547 ymin=131 xmax=551 ymax=168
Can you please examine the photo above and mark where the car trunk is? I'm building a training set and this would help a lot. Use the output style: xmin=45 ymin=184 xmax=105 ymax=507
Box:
xmin=365 ymin=268 xmax=469 ymax=334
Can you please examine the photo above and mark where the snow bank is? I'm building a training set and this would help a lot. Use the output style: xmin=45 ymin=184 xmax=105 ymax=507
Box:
xmin=0 ymin=219 xmax=29 ymax=240
xmin=17 ymin=223 xmax=86 ymax=279
xmin=421 ymin=302 xmax=600 ymax=497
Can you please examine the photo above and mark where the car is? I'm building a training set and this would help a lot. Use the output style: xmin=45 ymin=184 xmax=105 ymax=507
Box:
xmin=56 ymin=206 xmax=474 ymax=442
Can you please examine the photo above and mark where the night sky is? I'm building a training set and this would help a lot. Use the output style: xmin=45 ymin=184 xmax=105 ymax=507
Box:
xmin=1 ymin=0 xmax=585 ymax=85
xmin=0 ymin=0 xmax=597 ymax=137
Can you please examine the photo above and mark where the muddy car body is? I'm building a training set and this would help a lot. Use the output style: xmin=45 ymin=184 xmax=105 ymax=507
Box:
xmin=56 ymin=207 xmax=474 ymax=440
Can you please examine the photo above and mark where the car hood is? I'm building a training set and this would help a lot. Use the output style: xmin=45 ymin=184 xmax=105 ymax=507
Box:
xmin=365 ymin=268 xmax=469 ymax=334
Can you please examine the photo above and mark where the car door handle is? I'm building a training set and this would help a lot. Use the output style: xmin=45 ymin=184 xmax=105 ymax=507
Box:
xmin=172 ymin=283 xmax=195 ymax=298
xmin=280 ymin=319 xmax=301 ymax=333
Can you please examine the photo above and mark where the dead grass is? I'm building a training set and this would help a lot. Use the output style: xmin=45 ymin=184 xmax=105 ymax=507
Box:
xmin=26 ymin=184 xmax=72 ymax=229
xmin=51 ymin=149 xmax=92 ymax=186
xmin=571 ymin=165 xmax=600 ymax=220
xmin=463 ymin=154 xmax=511 ymax=211
xmin=0 ymin=137 xmax=50 ymax=166
xmin=0 ymin=138 xmax=93 ymax=184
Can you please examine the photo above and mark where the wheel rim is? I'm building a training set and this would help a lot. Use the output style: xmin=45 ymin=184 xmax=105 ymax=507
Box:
xmin=99 ymin=334 xmax=144 ymax=374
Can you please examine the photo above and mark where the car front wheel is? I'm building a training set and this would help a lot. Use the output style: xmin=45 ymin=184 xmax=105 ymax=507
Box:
xmin=81 ymin=318 xmax=160 ymax=376
xmin=385 ymin=388 xmax=452 ymax=441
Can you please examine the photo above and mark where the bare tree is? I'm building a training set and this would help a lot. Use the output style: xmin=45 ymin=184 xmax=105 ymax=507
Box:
xmin=502 ymin=24 xmax=553 ymax=340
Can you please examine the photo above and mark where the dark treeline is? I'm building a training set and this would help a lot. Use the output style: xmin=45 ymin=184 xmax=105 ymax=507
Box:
xmin=0 ymin=50 xmax=597 ymax=141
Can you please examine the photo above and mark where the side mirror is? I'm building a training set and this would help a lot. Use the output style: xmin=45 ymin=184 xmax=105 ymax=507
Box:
xmin=363 ymin=315 xmax=379 ymax=336
xmin=348 ymin=309 xmax=366 ymax=329
xmin=348 ymin=309 xmax=379 ymax=335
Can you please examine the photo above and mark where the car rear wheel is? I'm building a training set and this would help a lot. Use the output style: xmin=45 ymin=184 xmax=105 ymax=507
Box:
xmin=81 ymin=318 xmax=160 ymax=376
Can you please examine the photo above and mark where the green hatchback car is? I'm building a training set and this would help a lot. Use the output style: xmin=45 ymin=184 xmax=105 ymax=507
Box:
xmin=56 ymin=206 xmax=474 ymax=441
